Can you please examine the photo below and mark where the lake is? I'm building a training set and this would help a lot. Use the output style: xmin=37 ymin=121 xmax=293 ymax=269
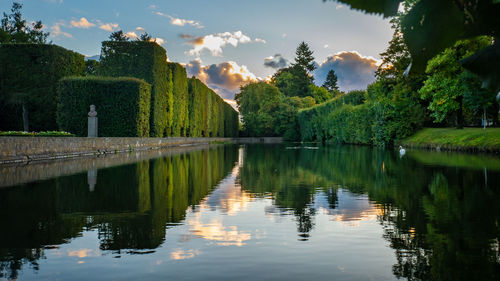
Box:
xmin=1 ymin=144 xmax=499 ymax=281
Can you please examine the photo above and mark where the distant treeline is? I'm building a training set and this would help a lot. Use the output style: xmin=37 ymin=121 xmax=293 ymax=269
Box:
xmin=0 ymin=42 xmax=238 ymax=137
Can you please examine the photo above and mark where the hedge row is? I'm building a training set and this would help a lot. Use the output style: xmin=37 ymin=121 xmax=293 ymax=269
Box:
xmin=99 ymin=41 xmax=172 ymax=137
xmin=298 ymin=90 xmax=366 ymax=142
xmin=0 ymin=44 xmax=85 ymax=131
xmin=188 ymin=78 xmax=238 ymax=137
xmin=168 ymin=62 xmax=189 ymax=136
xmin=297 ymin=90 xmax=423 ymax=145
xmin=57 ymin=77 xmax=151 ymax=137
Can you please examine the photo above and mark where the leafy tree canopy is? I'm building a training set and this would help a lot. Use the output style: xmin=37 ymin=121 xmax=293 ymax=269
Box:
xmin=0 ymin=2 xmax=49 ymax=44
xmin=322 ymin=69 xmax=339 ymax=92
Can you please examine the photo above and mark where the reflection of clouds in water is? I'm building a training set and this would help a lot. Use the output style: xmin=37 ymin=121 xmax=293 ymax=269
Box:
xmin=314 ymin=188 xmax=381 ymax=223
xmin=67 ymin=249 xmax=100 ymax=258
xmin=170 ymin=249 xmax=200 ymax=260
xmin=203 ymin=157 xmax=253 ymax=216
xmin=187 ymin=213 xmax=251 ymax=247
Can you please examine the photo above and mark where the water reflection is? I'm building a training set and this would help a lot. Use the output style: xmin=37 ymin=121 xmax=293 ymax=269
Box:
xmin=0 ymin=144 xmax=499 ymax=280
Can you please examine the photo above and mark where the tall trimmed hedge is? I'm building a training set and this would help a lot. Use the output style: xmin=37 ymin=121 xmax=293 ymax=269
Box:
xmin=298 ymin=90 xmax=366 ymax=142
xmin=187 ymin=77 xmax=238 ymax=137
xmin=98 ymin=41 xmax=171 ymax=137
xmin=168 ymin=63 xmax=189 ymax=136
xmin=0 ymin=44 xmax=85 ymax=131
xmin=57 ymin=76 xmax=151 ymax=137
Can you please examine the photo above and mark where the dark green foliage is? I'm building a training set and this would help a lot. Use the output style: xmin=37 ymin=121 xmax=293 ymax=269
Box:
xmin=98 ymin=41 xmax=171 ymax=137
xmin=187 ymin=77 xmax=238 ymax=137
xmin=322 ymin=69 xmax=339 ymax=92
xmin=293 ymin=41 xmax=316 ymax=73
xmin=168 ymin=63 xmax=189 ymax=136
xmin=272 ymin=65 xmax=312 ymax=98
xmin=0 ymin=44 xmax=85 ymax=131
xmin=57 ymin=76 xmax=151 ymax=137
xmin=108 ymin=30 xmax=128 ymax=42
xmin=85 ymin=59 xmax=99 ymax=76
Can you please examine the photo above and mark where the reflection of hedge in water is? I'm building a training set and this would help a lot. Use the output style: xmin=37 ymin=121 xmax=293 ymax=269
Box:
xmin=0 ymin=145 xmax=238 ymax=278
xmin=290 ymin=146 xmax=500 ymax=280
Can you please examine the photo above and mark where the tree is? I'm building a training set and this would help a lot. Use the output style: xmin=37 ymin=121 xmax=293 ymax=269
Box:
xmin=322 ymin=69 xmax=339 ymax=92
xmin=272 ymin=65 xmax=312 ymax=98
xmin=109 ymin=30 xmax=128 ymax=42
xmin=293 ymin=41 xmax=316 ymax=73
xmin=419 ymin=37 xmax=493 ymax=129
xmin=327 ymin=0 xmax=500 ymax=93
xmin=0 ymin=2 xmax=49 ymax=44
xmin=138 ymin=32 xmax=152 ymax=42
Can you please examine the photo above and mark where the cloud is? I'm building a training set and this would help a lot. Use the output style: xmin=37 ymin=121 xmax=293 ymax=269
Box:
xmin=155 ymin=12 xmax=204 ymax=28
xmin=282 ymin=33 xmax=287 ymax=38
xmin=313 ymin=51 xmax=380 ymax=91
xmin=185 ymin=60 xmax=259 ymax=100
xmin=70 ymin=17 xmax=95 ymax=29
xmin=153 ymin=37 xmax=165 ymax=45
xmin=324 ymin=44 xmax=329 ymax=49
xmin=99 ymin=22 xmax=119 ymax=32
xmin=125 ymin=31 xmax=138 ymax=39
xmin=255 ymin=38 xmax=267 ymax=44
xmin=136 ymin=27 xmax=145 ymax=31
xmin=263 ymin=54 xmax=289 ymax=69
xmin=51 ymin=23 xmax=72 ymax=38
xmin=184 ymin=31 xmax=260 ymax=57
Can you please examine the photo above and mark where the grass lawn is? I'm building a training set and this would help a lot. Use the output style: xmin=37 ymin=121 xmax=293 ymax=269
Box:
xmin=399 ymin=128 xmax=500 ymax=152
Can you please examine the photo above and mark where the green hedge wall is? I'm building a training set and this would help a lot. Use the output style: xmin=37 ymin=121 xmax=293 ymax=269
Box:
xmin=0 ymin=44 xmax=85 ymax=131
xmin=98 ymin=41 xmax=171 ymax=137
xmin=57 ymin=76 xmax=151 ymax=137
xmin=187 ymin=77 xmax=238 ymax=137
xmin=167 ymin=63 xmax=189 ymax=136
xmin=298 ymin=90 xmax=423 ymax=145
xmin=298 ymin=90 xmax=366 ymax=142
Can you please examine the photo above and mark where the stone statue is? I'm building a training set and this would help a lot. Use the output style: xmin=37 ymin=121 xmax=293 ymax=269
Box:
xmin=88 ymin=105 xmax=98 ymax=137
xmin=88 ymin=105 xmax=97 ymax=117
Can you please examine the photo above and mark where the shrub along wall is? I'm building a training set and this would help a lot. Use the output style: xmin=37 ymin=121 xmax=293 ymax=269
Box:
xmin=57 ymin=76 xmax=151 ymax=137
xmin=98 ymin=41 xmax=172 ymax=137
xmin=187 ymin=77 xmax=239 ymax=137
xmin=0 ymin=44 xmax=85 ymax=131
xmin=168 ymin=62 xmax=189 ymax=136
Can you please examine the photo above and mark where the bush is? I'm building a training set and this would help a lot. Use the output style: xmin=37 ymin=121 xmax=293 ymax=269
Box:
xmin=168 ymin=63 xmax=189 ymax=136
xmin=57 ymin=76 xmax=151 ymax=137
xmin=98 ymin=41 xmax=171 ymax=137
xmin=0 ymin=44 xmax=85 ymax=131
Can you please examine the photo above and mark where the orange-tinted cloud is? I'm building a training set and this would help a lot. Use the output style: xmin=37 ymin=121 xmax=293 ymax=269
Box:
xmin=185 ymin=60 xmax=259 ymax=100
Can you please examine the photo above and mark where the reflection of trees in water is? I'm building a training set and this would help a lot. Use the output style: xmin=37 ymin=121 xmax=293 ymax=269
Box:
xmin=239 ymin=144 xmax=500 ymax=280
xmin=0 ymin=145 xmax=238 ymax=279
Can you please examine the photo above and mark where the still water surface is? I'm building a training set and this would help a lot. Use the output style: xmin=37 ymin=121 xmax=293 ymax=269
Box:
xmin=1 ymin=144 xmax=499 ymax=281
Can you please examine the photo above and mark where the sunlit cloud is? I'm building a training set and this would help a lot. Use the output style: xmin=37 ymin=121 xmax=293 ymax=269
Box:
xmin=255 ymin=38 xmax=267 ymax=44
xmin=51 ymin=23 xmax=72 ymax=38
xmin=314 ymin=51 xmax=381 ymax=91
xmin=99 ymin=22 xmax=119 ymax=32
xmin=125 ymin=31 xmax=138 ymax=39
xmin=263 ymin=54 xmax=289 ymax=69
xmin=136 ymin=26 xmax=145 ymax=31
xmin=70 ymin=17 xmax=95 ymax=29
xmin=153 ymin=37 xmax=165 ymax=45
xmin=155 ymin=11 xmax=204 ymax=28
xmin=184 ymin=31 xmax=259 ymax=57
xmin=185 ymin=59 xmax=260 ymax=100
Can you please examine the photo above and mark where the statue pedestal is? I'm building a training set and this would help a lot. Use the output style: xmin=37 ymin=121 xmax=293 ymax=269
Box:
xmin=88 ymin=116 xmax=98 ymax=137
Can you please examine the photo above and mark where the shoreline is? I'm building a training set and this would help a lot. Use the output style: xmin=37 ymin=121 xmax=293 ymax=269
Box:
xmin=0 ymin=136 xmax=283 ymax=164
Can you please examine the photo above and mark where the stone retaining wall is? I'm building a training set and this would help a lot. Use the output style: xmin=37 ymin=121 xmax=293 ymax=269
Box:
xmin=0 ymin=137 xmax=283 ymax=164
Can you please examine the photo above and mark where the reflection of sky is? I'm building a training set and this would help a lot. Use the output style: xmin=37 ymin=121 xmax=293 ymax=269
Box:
xmin=17 ymin=149 xmax=397 ymax=281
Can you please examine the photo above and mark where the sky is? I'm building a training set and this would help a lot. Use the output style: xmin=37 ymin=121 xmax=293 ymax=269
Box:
xmin=1 ymin=0 xmax=394 ymax=102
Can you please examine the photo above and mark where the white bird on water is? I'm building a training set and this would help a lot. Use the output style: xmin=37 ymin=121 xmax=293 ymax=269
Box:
xmin=399 ymin=146 xmax=406 ymax=156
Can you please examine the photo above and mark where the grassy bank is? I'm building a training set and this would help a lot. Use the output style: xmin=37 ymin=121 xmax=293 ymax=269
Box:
xmin=399 ymin=128 xmax=500 ymax=153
